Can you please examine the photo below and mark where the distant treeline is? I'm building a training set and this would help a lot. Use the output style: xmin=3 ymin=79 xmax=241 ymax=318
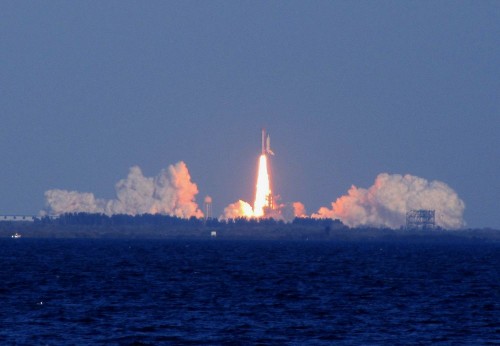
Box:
xmin=37 ymin=212 xmax=343 ymax=229
xmin=0 ymin=212 xmax=344 ymax=239
xmin=2 ymin=213 xmax=497 ymax=241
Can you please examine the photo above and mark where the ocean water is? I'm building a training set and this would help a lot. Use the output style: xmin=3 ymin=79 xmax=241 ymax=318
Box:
xmin=1 ymin=238 xmax=498 ymax=345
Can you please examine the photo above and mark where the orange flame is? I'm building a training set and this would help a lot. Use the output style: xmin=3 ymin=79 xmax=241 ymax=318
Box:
xmin=221 ymin=153 xmax=274 ymax=220
xmin=253 ymin=154 xmax=271 ymax=217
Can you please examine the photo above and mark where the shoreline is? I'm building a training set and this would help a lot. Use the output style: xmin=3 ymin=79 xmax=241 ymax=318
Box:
xmin=1 ymin=223 xmax=499 ymax=242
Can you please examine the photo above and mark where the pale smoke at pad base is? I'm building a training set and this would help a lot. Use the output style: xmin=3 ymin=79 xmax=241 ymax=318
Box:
xmin=313 ymin=173 xmax=465 ymax=229
xmin=43 ymin=161 xmax=203 ymax=218
xmin=293 ymin=202 xmax=307 ymax=218
xmin=222 ymin=200 xmax=254 ymax=219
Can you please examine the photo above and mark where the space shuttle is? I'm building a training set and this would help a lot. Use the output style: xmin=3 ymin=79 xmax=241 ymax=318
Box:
xmin=261 ymin=128 xmax=274 ymax=156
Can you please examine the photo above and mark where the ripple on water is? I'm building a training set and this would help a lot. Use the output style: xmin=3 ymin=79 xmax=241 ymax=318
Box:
xmin=0 ymin=239 xmax=498 ymax=344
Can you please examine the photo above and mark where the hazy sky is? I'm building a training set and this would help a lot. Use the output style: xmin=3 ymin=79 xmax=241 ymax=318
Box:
xmin=1 ymin=1 xmax=499 ymax=228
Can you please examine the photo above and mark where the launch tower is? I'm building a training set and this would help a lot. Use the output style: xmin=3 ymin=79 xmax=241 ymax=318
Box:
xmin=406 ymin=209 xmax=436 ymax=230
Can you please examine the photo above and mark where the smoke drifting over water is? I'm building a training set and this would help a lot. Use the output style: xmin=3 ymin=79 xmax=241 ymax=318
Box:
xmin=313 ymin=173 xmax=465 ymax=229
xmin=43 ymin=162 xmax=203 ymax=218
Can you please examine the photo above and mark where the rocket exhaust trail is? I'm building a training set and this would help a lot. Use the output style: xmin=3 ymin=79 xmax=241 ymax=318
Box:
xmin=254 ymin=129 xmax=274 ymax=217
xmin=222 ymin=129 xmax=280 ymax=220
xmin=253 ymin=154 xmax=271 ymax=217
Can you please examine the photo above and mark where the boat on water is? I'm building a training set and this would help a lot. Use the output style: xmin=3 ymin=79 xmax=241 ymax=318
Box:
xmin=11 ymin=232 xmax=21 ymax=239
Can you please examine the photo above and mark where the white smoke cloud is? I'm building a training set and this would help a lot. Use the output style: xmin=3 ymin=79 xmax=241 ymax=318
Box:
xmin=292 ymin=202 xmax=307 ymax=218
xmin=221 ymin=200 xmax=254 ymax=219
xmin=44 ymin=190 xmax=107 ymax=215
xmin=313 ymin=173 xmax=465 ymax=229
xmin=43 ymin=161 xmax=204 ymax=218
xmin=221 ymin=198 xmax=289 ymax=221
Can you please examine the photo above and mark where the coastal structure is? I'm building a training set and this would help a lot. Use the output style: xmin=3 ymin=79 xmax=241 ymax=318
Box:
xmin=406 ymin=209 xmax=436 ymax=230
xmin=0 ymin=215 xmax=37 ymax=222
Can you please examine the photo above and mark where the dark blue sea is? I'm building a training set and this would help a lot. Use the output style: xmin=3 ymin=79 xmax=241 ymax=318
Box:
xmin=1 ymin=238 xmax=498 ymax=345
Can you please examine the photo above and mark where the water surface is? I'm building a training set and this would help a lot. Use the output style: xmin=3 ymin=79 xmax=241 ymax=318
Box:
xmin=1 ymin=239 xmax=498 ymax=344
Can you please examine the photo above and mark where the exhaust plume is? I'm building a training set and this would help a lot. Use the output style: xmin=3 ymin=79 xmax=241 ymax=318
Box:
xmin=221 ymin=200 xmax=254 ymax=219
xmin=222 ymin=153 xmax=275 ymax=219
xmin=253 ymin=154 xmax=271 ymax=217
xmin=43 ymin=161 xmax=204 ymax=218
xmin=293 ymin=202 xmax=307 ymax=218
xmin=313 ymin=173 xmax=465 ymax=229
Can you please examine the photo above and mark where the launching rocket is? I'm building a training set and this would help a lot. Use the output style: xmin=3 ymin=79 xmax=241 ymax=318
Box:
xmin=261 ymin=128 xmax=274 ymax=156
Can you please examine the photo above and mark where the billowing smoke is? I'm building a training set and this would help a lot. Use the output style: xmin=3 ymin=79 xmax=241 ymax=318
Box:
xmin=44 ymin=190 xmax=106 ymax=214
xmin=313 ymin=173 xmax=465 ymax=229
xmin=43 ymin=161 xmax=204 ymax=218
xmin=221 ymin=200 xmax=254 ymax=219
xmin=292 ymin=202 xmax=307 ymax=218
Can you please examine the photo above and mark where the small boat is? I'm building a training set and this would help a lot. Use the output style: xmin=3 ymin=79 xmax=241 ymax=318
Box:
xmin=11 ymin=232 xmax=22 ymax=239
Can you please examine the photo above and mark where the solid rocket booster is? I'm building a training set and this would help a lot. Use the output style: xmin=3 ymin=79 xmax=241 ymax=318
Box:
xmin=262 ymin=128 xmax=265 ymax=155
xmin=266 ymin=134 xmax=274 ymax=155
xmin=261 ymin=128 xmax=274 ymax=156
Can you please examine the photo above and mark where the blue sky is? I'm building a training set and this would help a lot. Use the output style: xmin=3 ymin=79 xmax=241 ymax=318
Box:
xmin=1 ymin=1 xmax=498 ymax=228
